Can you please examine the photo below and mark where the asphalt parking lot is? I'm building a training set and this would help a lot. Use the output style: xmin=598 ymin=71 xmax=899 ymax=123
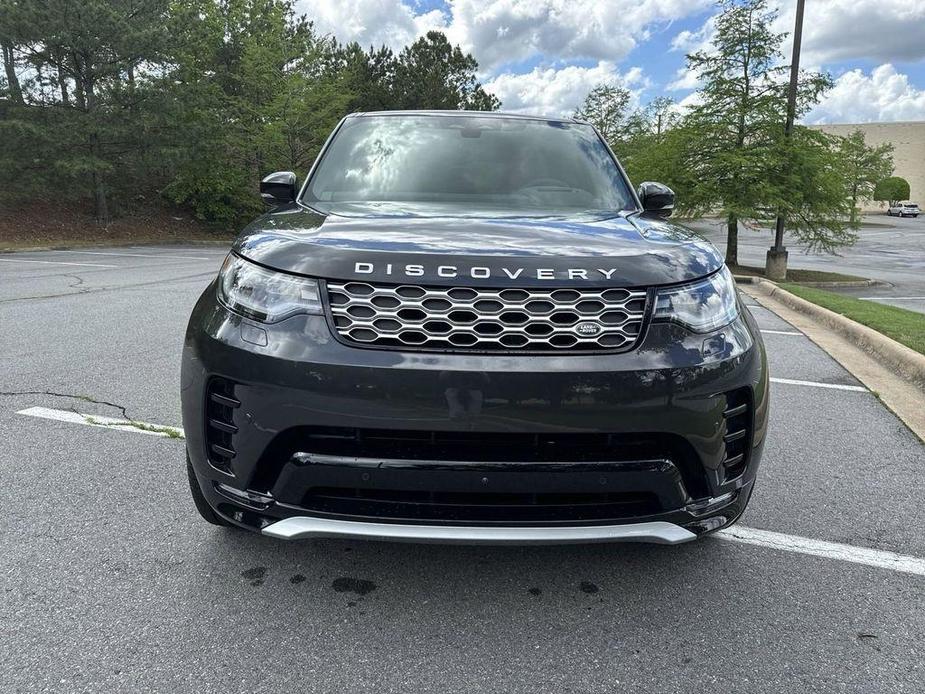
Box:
xmin=2 ymin=246 xmax=924 ymax=693
xmin=689 ymin=214 xmax=925 ymax=315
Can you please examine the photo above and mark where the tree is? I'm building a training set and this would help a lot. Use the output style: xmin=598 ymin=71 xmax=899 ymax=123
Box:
xmin=338 ymin=42 xmax=397 ymax=113
xmin=162 ymin=0 xmax=348 ymax=225
xmin=873 ymin=176 xmax=911 ymax=207
xmin=0 ymin=39 xmax=23 ymax=104
xmin=392 ymin=31 xmax=499 ymax=111
xmin=621 ymin=123 xmax=709 ymax=213
xmin=1 ymin=0 xmax=171 ymax=224
xmin=0 ymin=6 xmax=499 ymax=227
xmin=626 ymin=96 xmax=678 ymax=139
xmin=683 ymin=0 xmax=832 ymax=265
xmin=617 ymin=95 xmax=703 ymax=208
xmin=573 ymin=84 xmax=631 ymax=143
xmin=836 ymin=130 xmax=893 ymax=225
xmin=769 ymin=126 xmax=855 ymax=252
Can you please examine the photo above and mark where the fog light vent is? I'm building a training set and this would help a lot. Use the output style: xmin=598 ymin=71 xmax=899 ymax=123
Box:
xmin=206 ymin=377 xmax=240 ymax=473
xmin=721 ymin=388 xmax=751 ymax=481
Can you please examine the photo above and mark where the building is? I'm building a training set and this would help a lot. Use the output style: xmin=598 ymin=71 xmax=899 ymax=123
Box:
xmin=810 ymin=121 xmax=925 ymax=210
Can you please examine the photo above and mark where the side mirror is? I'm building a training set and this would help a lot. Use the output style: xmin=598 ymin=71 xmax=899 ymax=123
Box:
xmin=637 ymin=181 xmax=675 ymax=218
xmin=260 ymin=171 xmax=297 ymax=206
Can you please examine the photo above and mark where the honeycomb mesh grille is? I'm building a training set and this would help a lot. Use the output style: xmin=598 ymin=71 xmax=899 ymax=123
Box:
xmin=326 ymin=281 xmax=649 ymax=353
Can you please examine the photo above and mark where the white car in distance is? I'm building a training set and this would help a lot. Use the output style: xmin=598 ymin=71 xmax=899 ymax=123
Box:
xmin=887 ymin=202 xmax=920 ymax=217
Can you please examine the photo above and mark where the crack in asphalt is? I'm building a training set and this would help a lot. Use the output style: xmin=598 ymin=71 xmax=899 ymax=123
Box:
xmin=0 ymin=390 xmax=131 ymax=420
xmin=63 ymin=274 xmax=87 ymax=289
xmin=0 ymin=270 xmax=216 ymax=304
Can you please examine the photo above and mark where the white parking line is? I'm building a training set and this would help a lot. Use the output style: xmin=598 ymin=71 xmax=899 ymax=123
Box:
xmin=0 ymin=257 xmax=117 ymax=268
xmin=17 ymin=406 xmax=184 ymax=438
xmin=858 ymin=296 xmax=925 ymax=301
xmin=127 ymin=246 xmax=227 ymax=253
xmin=717 ymin=526 xmax=925 ymax=577
xmin=56 ymin=250 xmax=212 ymax=261
xmin=770 ymin=377 xmax=867 ymax=392
xmin=761 ymin=329 xmax=802 ymax=336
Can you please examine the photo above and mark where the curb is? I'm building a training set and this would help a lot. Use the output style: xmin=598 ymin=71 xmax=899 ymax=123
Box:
xmin=746 ymin=278 xmax=925 ymax=392
xmin=731 ymin=276 xmax=885 ymax=289
xmin=794 ymin=279 xmax=887 ymax=289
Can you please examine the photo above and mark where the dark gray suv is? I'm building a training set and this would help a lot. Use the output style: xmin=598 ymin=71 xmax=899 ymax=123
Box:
xmin=181 ymin=111 xmax=769 ymax=544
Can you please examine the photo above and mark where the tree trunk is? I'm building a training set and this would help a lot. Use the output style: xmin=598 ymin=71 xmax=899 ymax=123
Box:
xmin=1 ymin=41 xmax=24 ymax=105
xmin=92 ymin=166 xmax=109 ymax=226
xmin=726 ymin=212 xmax=739 ymax=266
xmin=54 ymin=49 xmax=70 ymax=105
xmin=71 ymin=52 xmax=86 ymax=110
xmin=850 ymin=183 xmax=858 ymax=226
xmin=82 ymin=71 xmax=110 ymax=226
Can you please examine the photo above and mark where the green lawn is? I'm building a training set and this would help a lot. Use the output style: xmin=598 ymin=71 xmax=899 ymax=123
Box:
xmin=730 ymin=264 xmax=867 ymax=283
xmin=781 ymin=284 xmax=925 ymax=356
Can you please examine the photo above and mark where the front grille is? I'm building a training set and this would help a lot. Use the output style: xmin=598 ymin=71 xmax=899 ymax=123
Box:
xmin=302 ymin=487 xmax=661 ymax=523
xmin=326 ymin=281 xmax=649 ymax=353
xmin=290 ymin=428 xmax=686 ymax=462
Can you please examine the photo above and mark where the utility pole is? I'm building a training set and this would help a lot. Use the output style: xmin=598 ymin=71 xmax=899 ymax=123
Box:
xmin=766 ymin=0 xmax=805 ymax=281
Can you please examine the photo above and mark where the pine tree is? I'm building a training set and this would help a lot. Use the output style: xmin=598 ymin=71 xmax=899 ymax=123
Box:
xmin=392 ymin=32 xmax=499 ymax=111
xmin=1 ymin=0 xmax=170 ymax=224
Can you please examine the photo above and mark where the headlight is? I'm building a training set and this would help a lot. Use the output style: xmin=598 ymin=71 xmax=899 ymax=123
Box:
xmin=653 ymin=266 xmax=738 ymax=332
xmin=217 ymin=254 xmax=322 ymax=322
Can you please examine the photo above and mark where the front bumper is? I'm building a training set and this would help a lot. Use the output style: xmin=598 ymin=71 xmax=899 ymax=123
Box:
xmin=181 ymin=281 xmax=769 ymax=542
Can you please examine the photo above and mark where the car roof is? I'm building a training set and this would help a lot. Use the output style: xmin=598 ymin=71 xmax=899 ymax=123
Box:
xmin=347 ymin=110 xmax=585 ymax=126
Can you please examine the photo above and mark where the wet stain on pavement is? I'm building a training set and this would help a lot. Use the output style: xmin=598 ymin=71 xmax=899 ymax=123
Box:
xmin=242 ymin=567 xmax=267 ymax=586
xmin=332 ymin=577 xmax=377 ymax=596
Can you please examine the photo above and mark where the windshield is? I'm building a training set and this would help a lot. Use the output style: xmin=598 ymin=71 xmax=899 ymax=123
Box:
xmin=302 ymin=115 xmax=635 ymax=217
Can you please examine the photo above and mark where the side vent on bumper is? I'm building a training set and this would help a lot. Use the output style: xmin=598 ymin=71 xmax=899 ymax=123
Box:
xmin=206 ymin=377 xmax=240 ymax=473
xmin=721 ymin=388 xmax=751 ymax=481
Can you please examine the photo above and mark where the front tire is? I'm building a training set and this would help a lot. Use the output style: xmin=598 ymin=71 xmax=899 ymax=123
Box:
xmin=187 ymin=451 xmax=234 ymax=527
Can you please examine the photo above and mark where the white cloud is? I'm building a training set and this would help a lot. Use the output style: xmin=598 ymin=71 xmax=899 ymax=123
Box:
xmin=776 ymin=0 xmax=925 ymax=66
xmin=666 ymin=66 xmax=699 ymax=91
xmin=806 ymin=65 xmax=925 ymax=124
xmin=445 ymin=0 xmax=713 ymax=69
xmin=669 ymin=0 xmax=925 ymax=94
xmin=296 ymin=0 xmax=925 ymax=123
xmin=483 ymin=61 xmax=648 ymax=117
xmin=669 ymin=14 xmax=714 ymax=55
xmin=299 ymin=0 xmax=711 ymax=68
xmin=671 ymin=0 xmax=925 ymax=68
xmin=296 ymin=0 xmax=445 ymax=51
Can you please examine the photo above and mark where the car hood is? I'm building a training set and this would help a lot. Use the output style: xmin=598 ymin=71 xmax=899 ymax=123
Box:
xmin=233 ymin=206 xmax=723 ymax=288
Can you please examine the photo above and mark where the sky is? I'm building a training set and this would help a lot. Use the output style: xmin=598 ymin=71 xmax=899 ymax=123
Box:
xmin=295 ymin=0 xmax=925 ymax=124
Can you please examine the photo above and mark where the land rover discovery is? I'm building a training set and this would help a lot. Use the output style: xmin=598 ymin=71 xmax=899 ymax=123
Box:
xmin=181 ymin=111 xmax=769 ymax=544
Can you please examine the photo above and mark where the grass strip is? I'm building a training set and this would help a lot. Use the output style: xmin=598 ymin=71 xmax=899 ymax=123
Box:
xmin=780 ymin=283 xmax=925 ymax=356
